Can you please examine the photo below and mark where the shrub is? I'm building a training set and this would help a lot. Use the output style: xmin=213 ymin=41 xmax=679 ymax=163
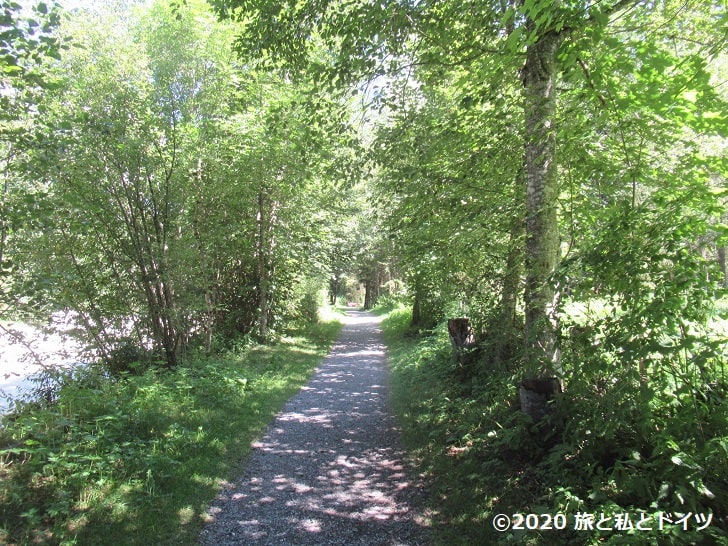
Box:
xmin=104 ymin=342 xmax=154 ymax=377
xmin=383 ymin=302 xmax=728 ymax=545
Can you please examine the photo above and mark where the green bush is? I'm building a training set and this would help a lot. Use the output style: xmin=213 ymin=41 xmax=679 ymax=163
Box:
xmin=104 ymin=342 xmax=155 ymax=377
xmin=383 ymin=303 xmax=728 ymax=546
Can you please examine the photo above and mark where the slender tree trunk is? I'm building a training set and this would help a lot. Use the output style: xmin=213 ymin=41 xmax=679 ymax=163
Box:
xmin=493 ymin=215 xmax=524 ymax=365
xmin=411 ymin=278 xmax=423 ymax=328
xmin=193 ymin=158 xmax=215 ymax=354
xmin=329 ymin=275 xmax=340 ymax=305
xmin=364 ymin=280 xmax=372 ymax=310
xmin=522 ymin=29 xmax=564 ymax=378
xmin=103 ymin=168 xmax=180 ymax=367
xmin=256 ymin=189 xmax=278 ymax=340
xmin=257 ymin=191 xmax=269 ymax=339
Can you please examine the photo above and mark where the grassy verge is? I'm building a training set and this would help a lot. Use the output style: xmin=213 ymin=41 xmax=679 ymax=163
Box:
xmin=382 ymin=307 xmax=728 ymax=546
xmin=382 ymin=307 xmax=498 ymax=545
xmin=0 ymin=318 xmax=342 ymax=545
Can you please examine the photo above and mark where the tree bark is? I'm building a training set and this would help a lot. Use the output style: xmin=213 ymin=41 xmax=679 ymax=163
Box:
xmin=522 ymin=29 xmax=563 ymax=377
xmin=193 ymin=157 xmax=215 ymax=354
xmin=411 ymin=278 xmax=423 ymax=328
xmin=329 ymin=275 xmax=339 ymax=305
xmin=493 ymin=214 xmax=524 ymax=365
xmin=256 ymin=189 xmax=278 ymax=340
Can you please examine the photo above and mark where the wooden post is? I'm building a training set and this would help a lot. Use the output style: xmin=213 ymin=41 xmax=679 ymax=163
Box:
xmin=447 ymin=318 xmax=476 ymax=366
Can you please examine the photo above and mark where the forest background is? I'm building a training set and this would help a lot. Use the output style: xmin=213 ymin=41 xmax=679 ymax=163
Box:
xmin=0 ymin=0 xmax=727 ymax=544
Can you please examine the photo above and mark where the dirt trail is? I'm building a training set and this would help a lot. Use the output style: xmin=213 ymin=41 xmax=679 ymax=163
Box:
xmin=200 ymin=310 xmax=430 ymax=545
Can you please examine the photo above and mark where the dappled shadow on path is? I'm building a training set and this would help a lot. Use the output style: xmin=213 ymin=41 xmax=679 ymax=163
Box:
xmin=200 ymin=311 xmax=429 ymax=545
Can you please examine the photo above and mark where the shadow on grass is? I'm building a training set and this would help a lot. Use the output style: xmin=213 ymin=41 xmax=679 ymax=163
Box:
xmin=0 ymin=320 xmax=342 ymax=545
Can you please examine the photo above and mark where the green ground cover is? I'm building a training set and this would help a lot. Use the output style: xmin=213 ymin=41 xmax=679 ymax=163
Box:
xmin=383 ymin=306 xmax=728 ymax=546
xmin=0 ymin=318 xmax=342 ymax=545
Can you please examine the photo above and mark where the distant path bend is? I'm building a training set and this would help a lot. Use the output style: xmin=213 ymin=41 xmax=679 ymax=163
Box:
xmin=200 ymin=310 xmax=430 ymax=546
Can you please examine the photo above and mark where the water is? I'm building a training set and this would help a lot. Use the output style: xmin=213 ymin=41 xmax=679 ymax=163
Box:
xmin=0 ymin=314 xmax=86 ymax=412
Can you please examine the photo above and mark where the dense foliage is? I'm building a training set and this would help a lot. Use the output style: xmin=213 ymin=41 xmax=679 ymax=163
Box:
xmin=367 ymin=2 xmax=728 ymax=543
xmin=1 ymin=0 xmax=726 ymax=544
xmin=384 ymin=306 xmax=727 ymax=545
xmin=212 ymin=0 xmax=727 ymax=542
xmin=2 ymin=0 xmax=358 ymax=364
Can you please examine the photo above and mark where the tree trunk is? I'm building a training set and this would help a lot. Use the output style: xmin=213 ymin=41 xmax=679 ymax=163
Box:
xmin=718 ymin=246 xmax=727 ymax=288
xmin=107 ymin=168 xmax=181 ymax=368
xmin=493 ymin=215 xmax=524 ymax=365
xmin=256 ymin=189 xmax=278 ymax=340
xmin=519 ymin=377 xmax=562 ymax=421
xmin=522 ymin=29 xmax=564 ymax=379
xmin=329 ymin=275 xmax=339 ymax=305
xmin=411 ymin=276 xmax=426 ymax=328
xmin=364 ymin=278 xmax=377 ymax=309
xmin=448 ymin=318 xmax=477 ymax=368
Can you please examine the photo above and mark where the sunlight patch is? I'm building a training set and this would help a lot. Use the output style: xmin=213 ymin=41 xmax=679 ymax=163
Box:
xmin=300 ymin=518 xmax=322 ymax=533
xmin=178 ymin=506 xmax=195 ymax=525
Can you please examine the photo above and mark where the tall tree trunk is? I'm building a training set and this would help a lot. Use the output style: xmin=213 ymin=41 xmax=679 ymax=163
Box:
xmin=411 ymin=277 xmax=423 ymax=328
xmin=257 ymin=191 xmax=269 ymax=339
xmin=522 ymin=29 xmax=563 ymax=378
xmin=363 ymin=279 xmax=373 ymax=310
xmin=493 ymin=214 xmax=524 ymax=365
xmin=256 ymin=189 xmax=278 ymax=340
xmin=193 ymin=158 xmax=215 ymax=354
xmin=363 ymin=273 xmax=380 ymax=310
xmin=329 ymin=275 xmax=340 ymax=305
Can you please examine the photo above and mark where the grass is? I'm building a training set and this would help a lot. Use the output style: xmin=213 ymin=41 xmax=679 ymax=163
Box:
xmin=382 ymin=307 xmax=501 ymax=545
xmin=381 ymin=305 xmax=728 ymax=546
xmin=0 ymin=317 xmax=343 ymax=545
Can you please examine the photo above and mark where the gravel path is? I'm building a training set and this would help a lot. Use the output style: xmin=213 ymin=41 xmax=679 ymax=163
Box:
xmin=200 ymin=310 xmax=430 ymax=545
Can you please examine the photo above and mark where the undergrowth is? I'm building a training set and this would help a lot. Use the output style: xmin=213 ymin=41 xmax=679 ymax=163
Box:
xmin=383 ymin=306 xmax=728 ymax=546
xmin=0 ymin=318 xmax=342 ymax=545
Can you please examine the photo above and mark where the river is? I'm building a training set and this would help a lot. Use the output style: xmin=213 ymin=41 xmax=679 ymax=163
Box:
xmin=0 ymin=314 xmax=86 ymax=412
